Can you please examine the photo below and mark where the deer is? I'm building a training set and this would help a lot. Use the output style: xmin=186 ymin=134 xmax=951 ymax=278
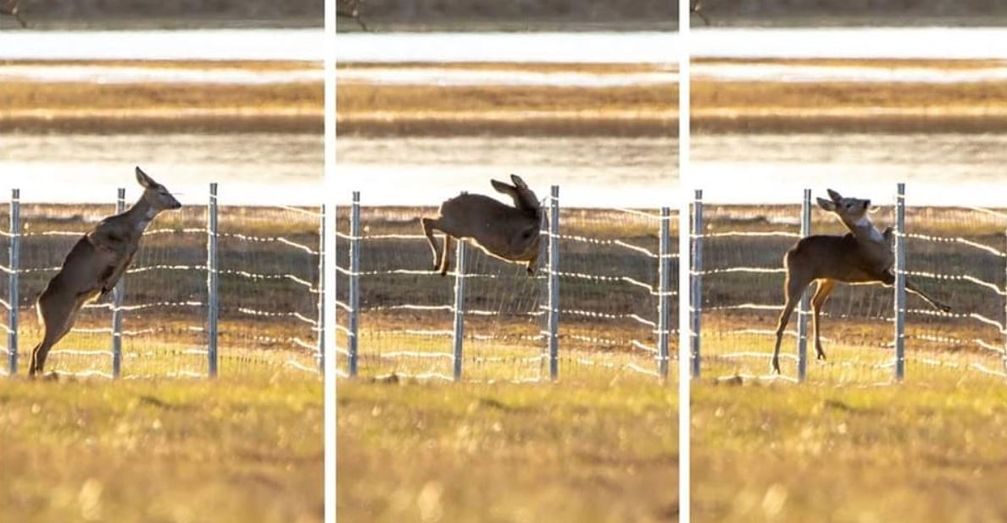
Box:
xmin=771 ymin=189 xmax=951 ymax=374
xmin=0 ymin=0 xmax=27 ymax=28
xmin=337 ymin=0 xmax=368 ymax=31
xmin=27 ymin=167 xmax=182 ymax=377
xmin=421 ymin=174 xmax=542 ymax=277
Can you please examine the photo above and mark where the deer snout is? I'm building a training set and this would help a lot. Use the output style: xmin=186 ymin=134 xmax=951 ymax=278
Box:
xmin=864 ymin=200 xmax=871 ymax=208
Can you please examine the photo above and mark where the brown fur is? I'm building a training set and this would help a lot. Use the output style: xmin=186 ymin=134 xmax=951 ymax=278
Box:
xmin=771 ymin=189 xmax=950 ymax=373
xmin=27 ymin=167 xmax=181 ymax=377
xmin=421 ymin=174 xmax=542 ymax=276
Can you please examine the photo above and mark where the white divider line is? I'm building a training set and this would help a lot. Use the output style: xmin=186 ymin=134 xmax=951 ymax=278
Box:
xmin=127 ymin=264 xmax=207 ymax=274
xmin=49 ymin=349 xmax=114 ymax=357
xmin=696 ymin=267 xmax=788 ymax=276
xmin=963 ymin=206 xmax=1007 ymax=221
xmin=220 ymin=269 xmax=316 ymax=290
xmin=715 ymin=373 xmax=800 ymax=384
xmin=285 ymin=359 xmax=322 ymax=374
xmin=83 ymin=300 xmax=204 ymax=312
xmin=717 ymin=352 xmax=798 ymax=361
xmin=144 ymin=228 xmax=207 ymax=236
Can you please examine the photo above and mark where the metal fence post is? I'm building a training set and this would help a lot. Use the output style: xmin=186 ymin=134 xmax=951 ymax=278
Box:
xmin=690 ymin=190 xmax=703 ymax=379
xmin=658 ymin=206 xmax=671 ymax=381
xmin=548 ymin=185 xmax=560 ymax=381
xmin=7 ymin=189 xmax=20 ymax=376
xmin=452 ymin=239 xmax=467 ymax=382
xmin=317 ymin=204 xmax=326 ymax=375
xmin=207 ymin=183 xmax=219 ymax=378
xmin=111 ymin=188 xmax=126 ymax=378
xmin=797 ymin=189 xmax=811 ymax=382
xmin=348 ymin=192 xmax=361 ymax=378
xmin=538 ymin=206 xmax=549 ymax=378
xmin=894 ymin=183 xmax=906 ymax=382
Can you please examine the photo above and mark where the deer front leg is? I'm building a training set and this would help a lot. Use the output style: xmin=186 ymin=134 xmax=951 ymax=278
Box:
xmin=421 ymin=218 xmax=442 ymax=272
xmin=772 ymin=274 xmax=809 ymax=374
xmin=439 ymin=235 xmax=454 ymax=277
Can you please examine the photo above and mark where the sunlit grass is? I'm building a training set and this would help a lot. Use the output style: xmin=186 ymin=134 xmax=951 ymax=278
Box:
xmin=337 ymin=378 xmax=677 ymax=523
xmin=0 ymin=374 xmax=323 ymax=523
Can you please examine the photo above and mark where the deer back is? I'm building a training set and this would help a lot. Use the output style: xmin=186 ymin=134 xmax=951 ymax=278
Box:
xmin=787 ymin=233 xmax=891 ymax=284
xmin=437 ymin=193 xmax=540 ymax=258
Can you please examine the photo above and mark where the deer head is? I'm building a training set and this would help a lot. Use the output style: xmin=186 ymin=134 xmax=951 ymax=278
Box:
xmin=491 ymin=174 xmax=541 ymax=218
xmin=136 ymin=166 xmax=182 ymax=211
xmin=816 ymin=189 xmax=874 ymax=232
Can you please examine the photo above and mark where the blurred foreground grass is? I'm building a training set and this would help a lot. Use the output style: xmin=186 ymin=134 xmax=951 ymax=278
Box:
xmin=693 ymin=379 xmax=1007 ymax=522
xmin=0 ymin=375 xmax=323 ymax=523
xmin=337 ymin=379 xmax=678 ymax=523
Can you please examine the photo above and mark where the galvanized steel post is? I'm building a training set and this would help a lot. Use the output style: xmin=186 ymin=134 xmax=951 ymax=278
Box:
xmin=894 ymin=183 xmax=906 ymax=382
xmin=111 ymin=188 xmax=126 ymax=378
xmin=207 ymin=183 xmax=219 ymax=378
xmin=7 ymin=189 xmax=20 ymax=376
xmin=348 ymin=192 xmax=361 ymax=378
xmin=690 ymin=190 xmax=703 ymax=379
xmin=451 ymin=239 xmax=467 ymax=381
xmin=658 ymin=206 xmax=671 ymax=381
xmin=797 ymin=189 xmax=811 ymax=382
xmin=548 ymin=185 xmax=560 ymax=381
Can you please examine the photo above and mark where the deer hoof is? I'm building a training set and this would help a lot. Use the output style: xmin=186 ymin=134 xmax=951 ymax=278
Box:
xmin=817 ymin=352 xmax=827 ymax=361
xmin=770 ymin=358 xmax=781 ymax=374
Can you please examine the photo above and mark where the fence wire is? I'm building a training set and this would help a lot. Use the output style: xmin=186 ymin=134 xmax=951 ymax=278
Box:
xmin=2 ymin=189 xmax=323 ymax=380
xmin=336 ymin=196 xmax=678 ymax=383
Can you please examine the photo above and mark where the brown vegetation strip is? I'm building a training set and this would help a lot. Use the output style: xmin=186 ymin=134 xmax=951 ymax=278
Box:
xmin=693 ymin=58 xmax=1007 ymax=69
xmin=4 ymin=114 xmax=322 ymax=134
xmin=0 ymin=81 xmax=322 ymax=112
xmin=339 ymin=62 xmax=676 ymax=73
xmin=693 ymin=80 xmax=1007 ymax=133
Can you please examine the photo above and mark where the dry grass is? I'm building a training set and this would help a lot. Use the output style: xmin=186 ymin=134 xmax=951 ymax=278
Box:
xmin=0 ymin=61 xmax=322 ymax=132
xmin=692 ymin=379 xmax=1007 ymax=522
xmin=692 ymin=59 xmax=1007 ymax=133
xmin=0 ymin=375 xmax=323 ymax=523
xmin=337 ymin=378 xmax=677 ymax=523
xmin=340 ymin=62 xmax=675 ymax=73
xmin=337 ymin=80 xmax=677 ymax=136
xmin=694 ymin=58 xmax=1007 ymax=70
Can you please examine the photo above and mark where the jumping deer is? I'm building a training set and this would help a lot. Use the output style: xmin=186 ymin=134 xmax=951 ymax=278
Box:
xmin=1 ymin=0 xmax=27 ymax=28
xmin=337 ymin=0 xmax=368 ymax=31
xmin=771 ymin=189 xmax=951 ymax=374
xmin=27 ymin=167 xmax=182 ymax=377
xmin=421 ymin=174 xmax=542 ymax=276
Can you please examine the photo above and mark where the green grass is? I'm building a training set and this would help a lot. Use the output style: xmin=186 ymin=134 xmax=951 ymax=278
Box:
xmin=337 ymin=378 xmax=678 ymax=523
xmin=0 ymin=374 xmax=323 ymax=523
xmin=692 ymin=379 xmax=1007 ymax=523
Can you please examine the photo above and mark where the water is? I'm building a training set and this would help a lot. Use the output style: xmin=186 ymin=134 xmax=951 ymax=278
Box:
xmin=0 ymin=29 xmax=324 ymax=61
xmin=692 ymin=133 xmax=1007 ymax=207
xmin=337 ymin=136 xmax=678 ymax=207
xmin=0 ymin=133 xmax=322 ymax=206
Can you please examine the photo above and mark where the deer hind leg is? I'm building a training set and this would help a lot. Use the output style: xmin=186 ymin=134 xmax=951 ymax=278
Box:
xmin=439 ymin=235 xmax=454 ymax=277
xmin=811 ymin=279 xmax=836 ymax=361
xmin=421 ymin=217 xmax=441 ymax=271
xmin=28 ymin=290 xmax=85 ymax=377
xmin=905 ymin=278 xmax=951 ymax=313
xmin=772 ymin=273 xmax=809 ymax=374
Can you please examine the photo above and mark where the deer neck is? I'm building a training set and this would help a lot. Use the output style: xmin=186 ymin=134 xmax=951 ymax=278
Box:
xmin=124 ymin=197 xmax=160 ymax=236
xmin=848 ymin=216 xmax=884 ymax=245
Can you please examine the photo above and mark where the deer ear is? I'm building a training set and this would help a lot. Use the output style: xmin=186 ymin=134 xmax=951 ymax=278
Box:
xmin=491 ymin=179 xmax=515 ymax=195
xmin=510 ymin=174 xmax=528 ymax=189
xmin=826 ymin=189 xmax=843 ymax=202
xmin=135 ymin=166 xmax=154 ymax=188
xmin=817 ymin=197 xmax=836 ymax=212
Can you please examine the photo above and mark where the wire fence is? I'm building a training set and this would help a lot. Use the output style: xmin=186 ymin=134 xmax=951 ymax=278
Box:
xmin=0 ymin=187 xmax=324 ymax=380
xmin=335 ymin=188 xmax=678 ymax=383
xmin=690 ymin=186 xmax=1007 ymax=385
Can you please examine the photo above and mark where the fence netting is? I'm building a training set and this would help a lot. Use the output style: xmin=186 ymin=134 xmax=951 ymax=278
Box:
xmin=0 ymin=203 xmax=10 ymax=377
xmin=336 ymin=197 xmax=678 ymax=383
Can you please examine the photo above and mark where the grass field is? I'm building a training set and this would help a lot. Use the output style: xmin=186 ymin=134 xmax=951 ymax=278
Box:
xmin=692 ymin=58 xmax=1007 ymax=133
xmin=0 ymin=374 xmax=323 ymax=523
xmin=337 ymin=378 xmax=677 ymax=523
xmin=692 ymin=378 xmax=1007 ymax=522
